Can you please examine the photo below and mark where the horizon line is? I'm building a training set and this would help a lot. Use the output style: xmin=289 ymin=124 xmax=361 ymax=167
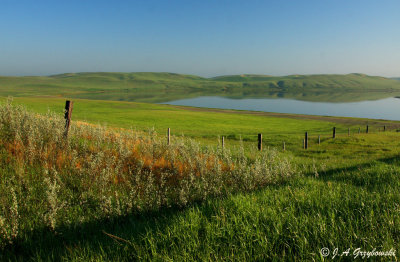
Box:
xmin=0 ymin=71 xmax=398 ymax=79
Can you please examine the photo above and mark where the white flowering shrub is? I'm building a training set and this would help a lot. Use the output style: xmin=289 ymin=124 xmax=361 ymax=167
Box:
xmin=0 ymin=100 xmax=298 ymax=248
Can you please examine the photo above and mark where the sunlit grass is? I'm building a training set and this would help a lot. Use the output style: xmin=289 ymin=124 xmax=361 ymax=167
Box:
xmin=1 ymin=99 xmax=400 ymax=261
xmin=0 ymin=101 xmax=297 ymax=259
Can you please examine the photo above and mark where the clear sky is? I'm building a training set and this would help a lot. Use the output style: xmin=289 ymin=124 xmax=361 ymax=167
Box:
xmin=1 ymin=0 xmax=399 ymax=77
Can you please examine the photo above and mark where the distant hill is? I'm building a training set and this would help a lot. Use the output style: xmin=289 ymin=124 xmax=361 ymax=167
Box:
xmin=1 ymin=72 xmax=400 ymax=103
xmin=211 ymin=74 xmax=274 ymax=82
xmin=392 ymin=77 xmax=400 ymax=81
xmin=212 ymin=73 xmax=400 ymax=90
xmin=50 ymin=72 xmax=205 ymax=81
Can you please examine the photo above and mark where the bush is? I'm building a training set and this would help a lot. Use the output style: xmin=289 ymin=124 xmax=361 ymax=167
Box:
xmin=0 ymin=100 xmax=297 ymax=248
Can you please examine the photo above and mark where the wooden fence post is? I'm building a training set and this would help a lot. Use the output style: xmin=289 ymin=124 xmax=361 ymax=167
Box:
xmin=366 ymin=125 xmax=369 ymax=134
xmin=384 ymin=125 xmax=386 ymax=132
xmin=258 ymin=133 xmax=262 ymax=151
xmin=167 ymin=128 xmax=170 ymax=145
xmin=305 ymin=132 xmax=308 ymax=149
xmin=64 ymin=100 xmax=73 ymax=137
xmin=221 ymin=136 xmax=225 ymax=149
xmin=283 ymin=142 xmax=285 ymax=151
xmin=333 ymin=127 xmax=336 ymax=139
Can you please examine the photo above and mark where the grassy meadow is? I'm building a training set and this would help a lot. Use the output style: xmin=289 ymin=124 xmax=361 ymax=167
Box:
xmin=6 ymin=96 xmax=400 ymax=164
xmin=1 ymin=73 xmax=400 ymax=260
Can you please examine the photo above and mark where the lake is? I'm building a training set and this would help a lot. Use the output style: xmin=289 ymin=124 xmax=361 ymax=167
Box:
xmin=161 ymin=96 xmax=400 ymax=121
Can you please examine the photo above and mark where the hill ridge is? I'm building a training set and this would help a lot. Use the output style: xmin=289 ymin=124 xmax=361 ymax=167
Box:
xmin=1 ymin=72 xmax=400 ymax=103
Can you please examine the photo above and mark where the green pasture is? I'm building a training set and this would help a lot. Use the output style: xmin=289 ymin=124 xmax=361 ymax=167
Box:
xmin=4 ymin=96 xmax=400 ymax=168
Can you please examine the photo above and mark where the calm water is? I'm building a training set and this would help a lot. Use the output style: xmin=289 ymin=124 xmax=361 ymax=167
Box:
xmin=162 ymin=96 xmax=400 ymax=121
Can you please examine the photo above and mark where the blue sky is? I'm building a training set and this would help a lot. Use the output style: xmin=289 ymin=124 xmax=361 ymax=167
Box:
xmin=1 ymin=0 xmax=399 ymax=77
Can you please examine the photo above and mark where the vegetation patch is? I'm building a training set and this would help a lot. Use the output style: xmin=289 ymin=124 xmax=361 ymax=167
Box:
xmin=0 ymin=101 xmax=297 ymax=254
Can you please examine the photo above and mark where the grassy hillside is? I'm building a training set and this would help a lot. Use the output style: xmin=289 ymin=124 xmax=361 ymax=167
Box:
xmin=1 ymin=72 xmax=400 ymax=103
xmin=1 ymin=101 xmax=400 ymax=261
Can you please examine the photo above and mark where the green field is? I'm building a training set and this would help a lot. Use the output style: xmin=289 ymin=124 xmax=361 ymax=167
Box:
xmin=1 ymin=74 xmax=400 ymax=261
xmin=6 ymin=96 xmax=400 ymax=163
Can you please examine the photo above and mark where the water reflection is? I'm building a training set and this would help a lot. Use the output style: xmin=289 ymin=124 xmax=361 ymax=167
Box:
xmin=162 ymin=96 xmax=400 ymax=121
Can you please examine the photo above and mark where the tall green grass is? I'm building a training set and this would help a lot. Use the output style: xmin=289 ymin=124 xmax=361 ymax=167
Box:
xmin=2 ymin=153 xmax=400 ymax=260
xmin=1 ymin=100 xmax=400 ymax=261
xmin=0 ymin=101 xmax=296 ymax=254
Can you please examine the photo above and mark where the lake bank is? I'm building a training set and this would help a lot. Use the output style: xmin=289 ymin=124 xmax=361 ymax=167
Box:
xmin=162 ymin=96 xmax=400 ymax=121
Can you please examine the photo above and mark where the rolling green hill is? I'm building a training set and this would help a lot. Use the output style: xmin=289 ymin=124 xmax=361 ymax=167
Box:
xmin=1 ymin=72 xmax=400 ymax=103
xmin=213 ymin=73 xmax=398 ymax=89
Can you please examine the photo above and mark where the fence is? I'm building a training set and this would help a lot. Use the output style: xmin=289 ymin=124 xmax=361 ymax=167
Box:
xmin=63 ymin=100 xmax=397 ymax=152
